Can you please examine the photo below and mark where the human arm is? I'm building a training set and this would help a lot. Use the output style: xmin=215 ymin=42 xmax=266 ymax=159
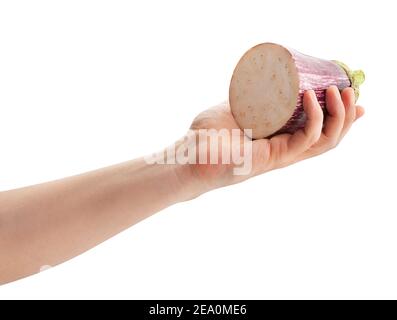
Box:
xmin=0 ymin=86 xmax=364 ymax=285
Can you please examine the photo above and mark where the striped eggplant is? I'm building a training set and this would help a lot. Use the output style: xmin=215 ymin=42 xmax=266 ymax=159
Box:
xmin=229 ymin=43 xmax=365 ymax=139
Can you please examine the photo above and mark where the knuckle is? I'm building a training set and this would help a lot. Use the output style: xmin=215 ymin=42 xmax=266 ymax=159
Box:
xmin=329 ymin=138 xmax=339 ymax=149
xmin=308 ymin=137 xmax=318 ymax=146
xmin=333 ymin=107 xmax=345 ymax=120
xmin=345 ymin=113 xmax=355 ymax=124
xmin=308 ymin=132 xmax=321 ymax=145
xmin=323 ymin=136 xmax=338 ymax=149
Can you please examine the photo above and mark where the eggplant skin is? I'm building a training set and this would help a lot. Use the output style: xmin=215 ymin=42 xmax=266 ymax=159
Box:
xmin=275 ymin=48 xmax=351 ymax=135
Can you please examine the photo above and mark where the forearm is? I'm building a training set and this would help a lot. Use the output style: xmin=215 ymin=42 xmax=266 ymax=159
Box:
xmin=0 ymin=157 xmax=196 ymax=285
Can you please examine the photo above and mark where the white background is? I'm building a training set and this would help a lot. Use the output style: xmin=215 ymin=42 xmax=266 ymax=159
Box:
xmin=0 ymin=0 xmax=396 ymax=299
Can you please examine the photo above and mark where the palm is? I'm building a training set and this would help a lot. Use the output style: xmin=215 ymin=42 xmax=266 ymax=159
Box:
xmin=188 ymin=102 xmax=269 ymax=189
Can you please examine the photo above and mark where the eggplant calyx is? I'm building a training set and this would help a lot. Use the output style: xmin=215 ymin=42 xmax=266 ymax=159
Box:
xmin=333 ymin=60 xmax=365 ymax=101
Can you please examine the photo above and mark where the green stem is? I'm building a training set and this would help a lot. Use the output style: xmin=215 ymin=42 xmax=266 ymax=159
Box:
xmin=333 ymin=60 xmax=365 ymax=101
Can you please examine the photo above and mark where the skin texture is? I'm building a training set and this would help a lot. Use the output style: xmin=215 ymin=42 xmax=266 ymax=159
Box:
xmin=0 ymin=86 xmax=364 ymax=285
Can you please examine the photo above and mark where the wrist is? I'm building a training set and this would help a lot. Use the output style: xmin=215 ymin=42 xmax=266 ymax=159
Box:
xmin=143 ymin=143 xmax=209 ymax=203
xmin=172 ymin=162 xmax=209 ymax=202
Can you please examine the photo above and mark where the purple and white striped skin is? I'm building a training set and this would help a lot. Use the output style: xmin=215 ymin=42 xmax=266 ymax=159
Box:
xmin=277 ymin=48 xmax=351 ymax=135
xmin=229 ymin=43 xmax=352 ymax=139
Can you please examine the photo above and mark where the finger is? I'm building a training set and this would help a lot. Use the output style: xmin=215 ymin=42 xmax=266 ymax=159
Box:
xmin=283 ymin=90 xmax=323 ymax=158
xmin=296 ymin=104 xmax=365 ymax=162
xmin=339 ymin=87 xmax=356 ymax=139
xmin=323 ymin=86 xmax=345 ymax=141
xmin=251 ymin=138 xmax=272 ymax=174
xmin=355 ymin=106 xmax=365 ymax=120
xmin=290 ymin=87 xmax=345 ymax=163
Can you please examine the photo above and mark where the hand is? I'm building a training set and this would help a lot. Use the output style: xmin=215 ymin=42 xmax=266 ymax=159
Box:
xmin=177 ymin=86 xmax=364 ymax=195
